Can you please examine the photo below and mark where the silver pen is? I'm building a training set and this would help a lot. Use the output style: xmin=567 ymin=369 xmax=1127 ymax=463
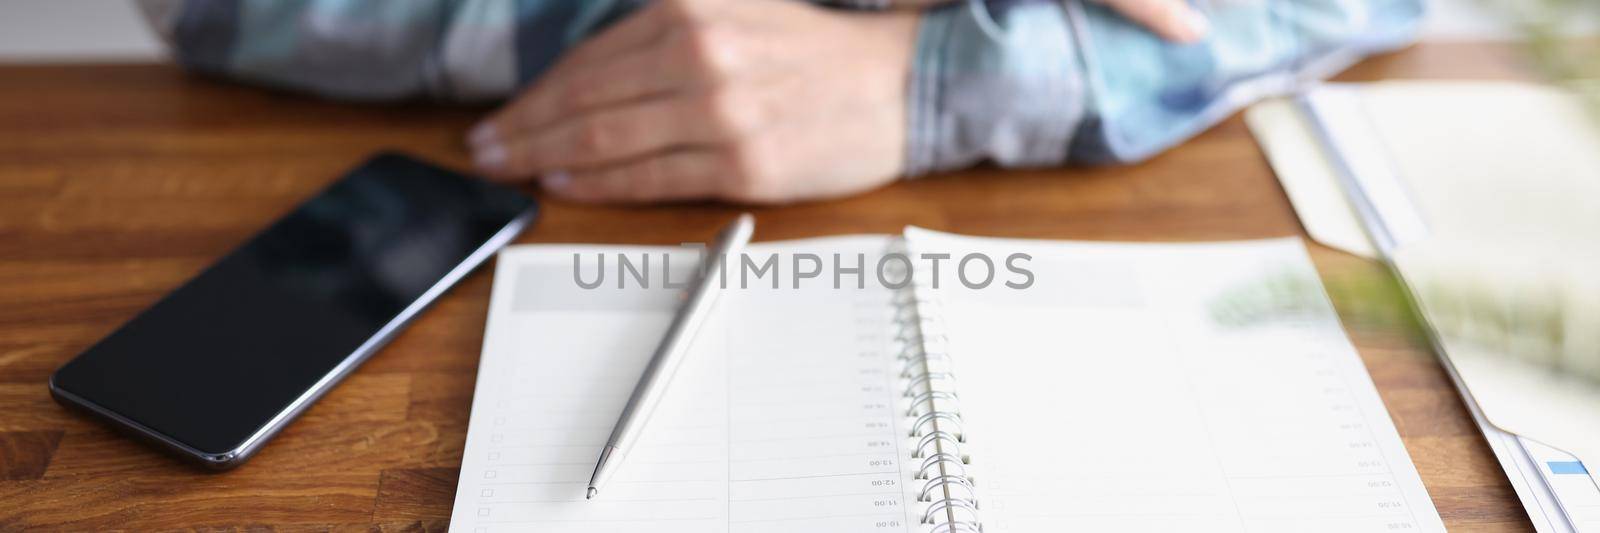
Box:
xmin=586 ymin=213 xmax=755 ymax=500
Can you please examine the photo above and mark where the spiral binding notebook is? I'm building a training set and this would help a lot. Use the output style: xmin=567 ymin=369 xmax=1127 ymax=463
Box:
xmin=448 ymin=228 xmax=1444 ymax=532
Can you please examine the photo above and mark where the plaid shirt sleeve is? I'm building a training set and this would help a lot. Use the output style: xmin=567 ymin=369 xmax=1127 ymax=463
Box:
xmin=904 ymin=0 xmax=1424 ymax=175
xmin=141 ymin=0 xmax=642 ymax=102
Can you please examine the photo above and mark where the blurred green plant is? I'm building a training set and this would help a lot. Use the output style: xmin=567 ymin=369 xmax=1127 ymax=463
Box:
xmin=1209 ymin=269 xmax=1417 ymax=337
xmin=1480 ymin=0 xmax=1600 ymax=121
xmin=1212 ymin=5 xmax=1600 ymax=440
xmin=1208 ymin=1 xmax=1600 ymax=392
xmin=1210 ymin=267 xmax=1599 ymax=386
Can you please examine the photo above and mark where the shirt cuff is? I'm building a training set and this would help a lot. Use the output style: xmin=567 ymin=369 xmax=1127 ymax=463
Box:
xmin=905 ymin=1 xmax=1086 ymax=177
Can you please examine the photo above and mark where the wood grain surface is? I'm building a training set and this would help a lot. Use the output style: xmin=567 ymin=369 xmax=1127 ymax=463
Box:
xmin=0 ymin=42 xmax=1536 ymax=530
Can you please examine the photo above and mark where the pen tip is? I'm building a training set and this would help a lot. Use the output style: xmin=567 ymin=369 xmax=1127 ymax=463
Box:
xmin=586 ymin=487 xmax=598 ymax=500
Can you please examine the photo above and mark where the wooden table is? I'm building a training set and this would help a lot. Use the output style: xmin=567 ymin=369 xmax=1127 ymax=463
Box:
xmin=0 ymin=42 xmax=1536 ymax=530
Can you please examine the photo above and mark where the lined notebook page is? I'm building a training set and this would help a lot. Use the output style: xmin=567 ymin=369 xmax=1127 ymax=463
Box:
xmin=906 ymin=229 xmax=1445 ymax=533
xmin=449 ymin=237 xmax=926 ymax=533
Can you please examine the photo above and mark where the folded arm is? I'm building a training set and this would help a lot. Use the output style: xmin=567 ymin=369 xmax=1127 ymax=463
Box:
xmin=144 ymin=0 xmax=1424 ymax=203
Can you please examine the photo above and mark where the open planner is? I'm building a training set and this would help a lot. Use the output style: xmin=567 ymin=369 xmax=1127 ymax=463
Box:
xmin=448 ymin=228 xmax=1445 ymax=532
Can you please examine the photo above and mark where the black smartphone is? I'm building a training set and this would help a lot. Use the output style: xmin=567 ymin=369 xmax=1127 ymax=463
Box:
xmin=49 ymin=152 xmax=537 ymax=469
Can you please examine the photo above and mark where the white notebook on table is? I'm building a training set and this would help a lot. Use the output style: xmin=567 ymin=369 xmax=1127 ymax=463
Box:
xmin=448 ymin=228 xmax=1444 ymax=532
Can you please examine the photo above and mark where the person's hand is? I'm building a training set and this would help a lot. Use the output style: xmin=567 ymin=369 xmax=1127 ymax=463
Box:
xmin=467 ymin=0 xmax=917 ymax=204
xmin=1094 ymin=0 xmax=1210 ymax=43
xmin=884 ymin=0 xmax=1209 ymax=42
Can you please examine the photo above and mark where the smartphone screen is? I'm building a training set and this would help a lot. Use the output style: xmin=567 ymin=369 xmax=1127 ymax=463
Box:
xmin=50 ymin=153 xmax=537 ymax=466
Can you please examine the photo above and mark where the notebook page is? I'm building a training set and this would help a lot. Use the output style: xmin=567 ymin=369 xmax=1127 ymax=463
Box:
xmin=905 ymin=229 xmax=1444 ymax=533
xmin=450 ymin=237 xmax=926 ymax=533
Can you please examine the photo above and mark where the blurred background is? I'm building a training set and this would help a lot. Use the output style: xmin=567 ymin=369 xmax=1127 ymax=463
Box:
xmin=0 ymin=0 xmax=166 ymax=62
